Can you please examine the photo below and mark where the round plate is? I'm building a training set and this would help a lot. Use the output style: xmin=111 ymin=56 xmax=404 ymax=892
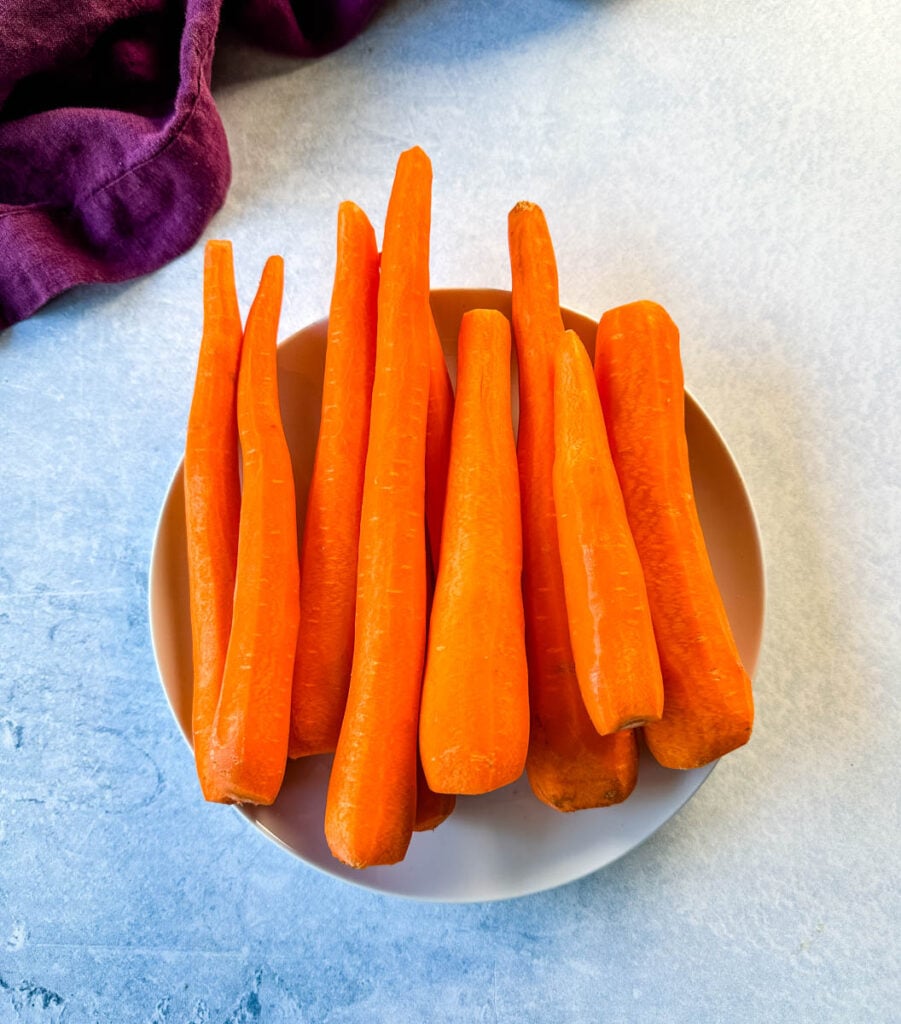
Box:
xmin=149 ymin=288 xmax=765 ymax=902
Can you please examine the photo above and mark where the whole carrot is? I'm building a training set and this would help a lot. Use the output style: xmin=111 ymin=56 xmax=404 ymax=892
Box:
xmin=425 ymin=315 xmax=454 ymax=570
xmin=325 ymin=147 xmax=433 ymax=867
xmin=419 ymin=309 xmax=529 ymax=795
xmin=509 ymin=201 xmax=638 ymax=811
xmin=553 ymin=330 xmax=664 ymax=735
xmin=594 ymin=301 xmax=754 ymax=769
xmin=184 ymin=240 xmax=243 ymax=803
xmin=207 ymin=255 xmax=299 ymax=804
xmin=289 ymin=202 xmax=379 ymax=758
xmin=415 ymin=309 xmax=458 ymax=826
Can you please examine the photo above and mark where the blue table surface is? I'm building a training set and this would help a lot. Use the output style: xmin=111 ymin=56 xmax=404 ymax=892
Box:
xmin=2 ymin=1 xmax=899 ymax=1020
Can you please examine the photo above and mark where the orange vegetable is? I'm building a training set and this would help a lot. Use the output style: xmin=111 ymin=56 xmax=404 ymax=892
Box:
xmin=289 ymin=202 xmax=379 ymax=757
xmin=553 ymin=330 xmax=664 ymax=735
xmin=325 ymin=147 xmax=433 ymax=867
xmin=207 ymin=255 xmax=299 ymax=804
xmin=594 ymin=300 xmax=754 ymax=769
xmin=419 ymin=309 xmax=529 ymax=795
xmin=425 ymin=315 xmax=454 ymax=570
xmin=184 ymin=240 xmax=243 ymax=803
xmin=508 ymin=200 xmax=638 ymax=811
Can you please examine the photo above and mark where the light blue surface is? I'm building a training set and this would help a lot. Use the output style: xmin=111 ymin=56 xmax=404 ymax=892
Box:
xmin=2 ymin=0 xmax=899 ymax=1020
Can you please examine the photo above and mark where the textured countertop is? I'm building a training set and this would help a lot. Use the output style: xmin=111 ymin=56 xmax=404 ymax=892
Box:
xmin=2 ymin=0 xmax=899 ymax=1020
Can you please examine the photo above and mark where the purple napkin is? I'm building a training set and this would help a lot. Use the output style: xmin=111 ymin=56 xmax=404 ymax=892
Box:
xmin=0 ymin=0 xmax=381 ymax=329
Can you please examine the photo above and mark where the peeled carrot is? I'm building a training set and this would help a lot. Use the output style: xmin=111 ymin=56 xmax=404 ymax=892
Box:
xmin=425 ymin=315 xmax=454 ymax=570
xmin=553 ymin=330 xmax=664 ymax=735
xmin=509 ymin=201 xmax=638 ymax=811
xmin=419 ymin=309 xmax=529 ymax=795
xmin=325 ymin=146 xmax=433 ymax=867
xmin=414 ymin=309 xmax=459 ymax=828
xmin=594 ymin=301 xmax=754 ymax=769
xmin=289 ymin=202 xmax=379 ymax=758
xmin=184 ymin=240 xmax=243 ymax=803
xmin=207 ymin=255 xmax=299 ymax=804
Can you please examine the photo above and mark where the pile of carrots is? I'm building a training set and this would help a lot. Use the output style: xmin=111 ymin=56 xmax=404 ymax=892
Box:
xmin=183 ymin=146 xmax=754 ymax=869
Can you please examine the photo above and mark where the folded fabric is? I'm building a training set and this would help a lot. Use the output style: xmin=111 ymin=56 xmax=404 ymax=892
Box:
xmin=0 ymin=0 xmax=381 ymax=329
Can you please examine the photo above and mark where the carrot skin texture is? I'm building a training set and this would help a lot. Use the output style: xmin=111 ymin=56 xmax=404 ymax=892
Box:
xmin=325 ymin=147 xmax=433 ymax=868
xmin=508 ymin=201 xmax=639 ymax=811
xmin=425 ymin=314 xmax=454 ymax=571
xmin=208 ymin=255 xmax=299 ymax=804
xmin=420 ymin=310 xmax=529 ymax=795
xmin=184 ymin=240 xmax=243 ymax=803
xmin=594 ymin=301 xmax=754 ymax=769
xmin=553 ymin=331 xmax=664 ymax=735
xmin=289 ymin=202 xmax=379 ymax=757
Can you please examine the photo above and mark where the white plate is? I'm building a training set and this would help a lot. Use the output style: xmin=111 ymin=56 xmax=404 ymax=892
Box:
xmin=149 ymin=288 xmax=765 ymax=902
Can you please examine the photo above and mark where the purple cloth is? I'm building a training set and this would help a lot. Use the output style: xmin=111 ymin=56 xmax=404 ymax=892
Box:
xmin=0 ymin=0 xmax=381 ymax=328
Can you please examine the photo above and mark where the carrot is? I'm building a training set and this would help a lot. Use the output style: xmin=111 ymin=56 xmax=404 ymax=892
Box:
xmin=207 ymin=255 xmax=299 ymax=804
xmin=425 ymin=314 xmax=454 ymax=570
xmin=594 ymin=300 xmax=754 ymax=769
xmin=508 ymin=201 xmax=638 ymax=811
xmin=553 ymin=330 xmax=664 ymax=735
xmin=414 ymin=306 xmax=459 ymax=826
xmin=325 ymin=146 xmax=433 ymax=867
xmin=419 ymin=309 xmax=529 ymax=794
xmin=184 ymin=240 xmax=243 ymax=803
xmin=289 ymin=202 xmax=379 ymax=758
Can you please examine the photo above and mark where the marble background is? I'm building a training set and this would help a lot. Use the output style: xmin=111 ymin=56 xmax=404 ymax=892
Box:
xmin=1 ymin=0 xmax=898 ymax=1020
